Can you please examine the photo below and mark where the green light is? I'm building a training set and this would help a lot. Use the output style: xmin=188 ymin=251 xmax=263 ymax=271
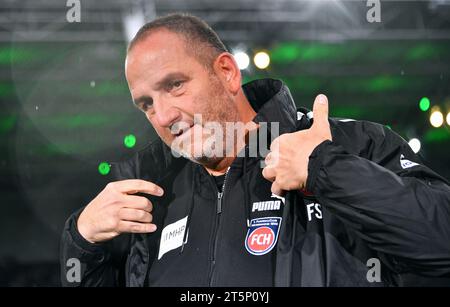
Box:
xmin=424 ymin=127 xmax=450 ymax=143
xmin=124 ymin=134 xmax=136 ymax=148
xmin=47 ymin=114 xmax=111 ymax=129
xmin=385 ymin=125 xmax=392 ymax=130
xmin=0 ymin=47 xmax=37 ymax=65
xmin=0 ymin=115 xmax=17 ymax=133
xmin=271 ymin=42 xmax=302 ymax=63
xmin=367 ymin=76 xmax=406 ymax=92
xmin=98 ymin=162 xmax=110 ymax=175
xmin=406 ymin=44 xmax=437 ymax=61
xmin=80 ymin=81 xmax=129 ymax=97
xmin=419 ymin=97 xmax=430 ymax=112
xmin=330 ymin=105 xmax=365 ymax=118
xmin=0 ymin=82 xmax=14 ymax=97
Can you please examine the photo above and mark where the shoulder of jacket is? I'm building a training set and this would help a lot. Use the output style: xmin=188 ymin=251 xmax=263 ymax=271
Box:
xmin=324 ymin=117 xmax=399 ymax=157
xmin=329 ymin=117 xmax=392 ymax=140
xmin=295 ymin=109 xmax=388 ymax=140
xmin=333 ymin=118 xmax=411 ymax=148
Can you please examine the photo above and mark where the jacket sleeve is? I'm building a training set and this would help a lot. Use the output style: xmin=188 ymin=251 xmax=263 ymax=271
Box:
xmin=60 ymin=161 xmax=134 ymax=287
xmin=60 ymin=209 xmax=130 ymax=287
xmin=306 ymin=120 xmax=450 ymax=277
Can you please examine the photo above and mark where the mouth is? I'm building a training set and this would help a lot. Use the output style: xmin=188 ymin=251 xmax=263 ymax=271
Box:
xmin=173 ymin=123 xmax=195 ymax=138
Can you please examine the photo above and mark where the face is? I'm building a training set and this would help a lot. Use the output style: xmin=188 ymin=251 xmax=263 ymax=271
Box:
xmin=125 ymin=30 xmax=240 ymax=168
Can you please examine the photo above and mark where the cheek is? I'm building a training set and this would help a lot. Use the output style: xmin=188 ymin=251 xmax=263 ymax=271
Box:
xmin=183 ymin=93 xmax=201 ymax=115
xmin=192 ymin=92 xmax=217 ymax=120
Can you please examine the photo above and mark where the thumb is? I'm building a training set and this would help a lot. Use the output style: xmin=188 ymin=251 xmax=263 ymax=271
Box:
xmin=312 ymin=94 xmax=329 ymax=128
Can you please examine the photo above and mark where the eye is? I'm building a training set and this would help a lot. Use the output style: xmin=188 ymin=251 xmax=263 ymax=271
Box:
xmin=136 ymin=101 xmax=153 ymax=113
xmin=168 ymin=80 xmax=184 ymax=91
xmin=143 ymin=102 xmax=155 ymax=113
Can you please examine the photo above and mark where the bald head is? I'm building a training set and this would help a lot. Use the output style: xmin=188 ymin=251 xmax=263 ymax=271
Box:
xmin=128 ymin=13 xmax=228 ymax=71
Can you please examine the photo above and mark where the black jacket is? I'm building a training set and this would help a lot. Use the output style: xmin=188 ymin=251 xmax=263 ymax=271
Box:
xmin=61 ymin=78 xmax=450 ymax=286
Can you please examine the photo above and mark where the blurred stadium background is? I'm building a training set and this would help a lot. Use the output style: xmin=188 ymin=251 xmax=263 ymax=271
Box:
xmin=0 ymin=0 xmax=449 ymax=286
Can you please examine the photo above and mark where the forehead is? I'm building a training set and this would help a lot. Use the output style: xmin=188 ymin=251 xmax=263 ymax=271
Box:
xmin=126 ymin=30 xmax=198 ymax=80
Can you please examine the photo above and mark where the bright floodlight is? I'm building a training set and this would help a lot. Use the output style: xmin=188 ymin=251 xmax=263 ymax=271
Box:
xmin=446 ymin=112 xmax=450 ymax=126
xmin=254 ymin=51 xmax=270 ymax=69
xmin=122 ymin=11 xmax=145 ymax=43
xmin=234 ymin=52 xmax=250 ymax=70
xmin=430 ymin=110 xmax=444 ymax=128
xmin=408 ymin=138 xmax=421 ymax=153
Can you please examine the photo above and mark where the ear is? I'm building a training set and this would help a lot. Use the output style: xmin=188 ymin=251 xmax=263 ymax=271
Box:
xmin=213 ymin=52 xmax=242 ymax=95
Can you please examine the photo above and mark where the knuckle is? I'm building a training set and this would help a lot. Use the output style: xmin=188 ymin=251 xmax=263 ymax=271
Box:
xmin=106 ymin=182 xmax=116 ymax=190
xmin=262 ymin=167 xmax=267 ymax=176
xmin=270 ymin=138 xmax=279 ymax=149
xmin=141 ymin=181 xmax=152 ymax=192
xmin=146 ymin=200 xmax=153 ymax=212
xmin=111 ymin=196 xmax=123 ymax=206
xmin=107 ymin=217 xmax=119 ymax=230
xmin=138 ymin=210 xmax=147 ymax=220
xmin=279 ymin=135 xmax=290 ymax=146
xmin=135 ymin=180 xmax=144 ymax=190
xmin=142 ymin=198 xmax=153 ymax=211
xmin=115 ymin=207 xmax=123 ymax=219
xmin=130 ymin=224 xmax=142 ymax=233
xmin=269 ymin=142 xmax=276 ymax=151
xmin=118 ymin=221 xmax=129 ymax=233
xmin=151 ymin=184 xmax=161 ymax=195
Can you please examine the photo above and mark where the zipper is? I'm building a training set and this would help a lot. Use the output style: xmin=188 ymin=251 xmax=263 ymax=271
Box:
xmin=208 ymin=167 xmax=230 ymax=286
xmin=217 ymin=192 xmax=223 ymax=214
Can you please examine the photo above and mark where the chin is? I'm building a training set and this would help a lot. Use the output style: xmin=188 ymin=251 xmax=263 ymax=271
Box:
xmin=171 ymin=136 xmax=229 ymax=167
xmin=178 ymin=151 xmax=222 ymax=169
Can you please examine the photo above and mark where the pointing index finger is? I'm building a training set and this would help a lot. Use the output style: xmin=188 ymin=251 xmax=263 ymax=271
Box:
xmin=114 ymin=179 xmax=164 ymax=196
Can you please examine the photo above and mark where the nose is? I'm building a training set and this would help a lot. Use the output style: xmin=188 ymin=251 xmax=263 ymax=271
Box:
xmin=152 ymin=97 xmax=181 ymax=128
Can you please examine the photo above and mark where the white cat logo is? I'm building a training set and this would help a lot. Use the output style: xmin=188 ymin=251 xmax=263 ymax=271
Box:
xmin=400 ymin=154 xmax=419 ymax=169
xmin=271 ymin=193 xmax=285 ymax=204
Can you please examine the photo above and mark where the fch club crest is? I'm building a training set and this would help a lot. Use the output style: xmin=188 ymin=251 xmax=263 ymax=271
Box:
xmin=245 ymin=217 xmax=282 ymax=256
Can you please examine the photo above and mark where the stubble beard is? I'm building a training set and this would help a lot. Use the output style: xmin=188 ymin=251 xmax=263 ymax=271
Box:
xmin=183 ymin=76 xmax=240 ymax=169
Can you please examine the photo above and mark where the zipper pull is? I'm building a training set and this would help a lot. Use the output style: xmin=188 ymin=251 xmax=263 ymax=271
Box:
xmin=217 ymin=192 xmax=223 ymax=214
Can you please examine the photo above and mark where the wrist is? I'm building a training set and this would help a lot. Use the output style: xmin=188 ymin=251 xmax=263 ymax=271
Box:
xmin=76 ymin=215 xmax=96 ymax=244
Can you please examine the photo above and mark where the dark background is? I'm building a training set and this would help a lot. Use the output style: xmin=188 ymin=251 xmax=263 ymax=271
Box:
xmin=0 ymin=0 xmax=449 ymax=286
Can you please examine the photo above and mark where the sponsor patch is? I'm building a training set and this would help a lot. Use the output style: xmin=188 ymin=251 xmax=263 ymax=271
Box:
xmin=158 ymin=216 xmax=188 ymax=260
xmin=245 ymin=217 xmax=282 ymax=256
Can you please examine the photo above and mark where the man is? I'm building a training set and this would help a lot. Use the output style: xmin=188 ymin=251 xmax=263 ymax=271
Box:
xmin=61 ymin=13 xmax=450 ymax=286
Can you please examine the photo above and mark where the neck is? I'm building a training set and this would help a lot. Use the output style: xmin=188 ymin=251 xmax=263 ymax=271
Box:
xmin=204 ymin=90 xmax=258 ymax=176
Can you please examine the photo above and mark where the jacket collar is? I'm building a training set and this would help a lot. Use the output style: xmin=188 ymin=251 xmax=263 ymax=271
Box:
xmin=243 ymin=78 xmax=299 ymax=134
